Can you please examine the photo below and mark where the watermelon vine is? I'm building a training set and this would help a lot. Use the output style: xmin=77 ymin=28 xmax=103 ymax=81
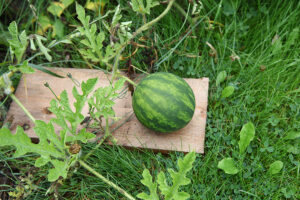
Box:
xmin=0 ymin=0 xmax=199 ymax=199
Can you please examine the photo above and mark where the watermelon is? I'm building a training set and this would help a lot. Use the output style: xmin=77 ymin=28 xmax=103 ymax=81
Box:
xmin=132 ymin=72 xmax=195 ymax=133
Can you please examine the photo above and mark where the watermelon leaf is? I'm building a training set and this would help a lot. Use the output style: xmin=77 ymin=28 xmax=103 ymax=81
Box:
xmin=74 ymin=3 xmax=128 ymax=67
xmin=49 ymin=78 xmax=98 ymax=138
xmin=238 ymin=122 xmax=255 ymax=154
xmin=136 ymin=169 xmax=159 ymax=200
xmin=48 ymin=159 xmax=69 ymax=182
xmin=137 ymin=152 xmax=196 ymax=200
xmin=88 ymin=78 xmax=125 ymax=121
xmin=7 ymin=21 xmax=28 ymax=64
xmin=217 ymin=157 xmax=239 ymax=175
xmin=131 ymin=0 xmax=160 ymax=15
xmin=0 ymin=124 xmax=68 ymax=182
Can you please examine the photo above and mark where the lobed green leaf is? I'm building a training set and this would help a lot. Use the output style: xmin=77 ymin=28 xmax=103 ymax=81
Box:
xmin=137 ymin=169 xmax=159 ymax=200
xmin=158 ymin=152 xmax=196 ymax=200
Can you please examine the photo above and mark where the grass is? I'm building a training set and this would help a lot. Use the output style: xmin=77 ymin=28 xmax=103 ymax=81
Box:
xmin=1 ymin=0 xmax=300 ymax=199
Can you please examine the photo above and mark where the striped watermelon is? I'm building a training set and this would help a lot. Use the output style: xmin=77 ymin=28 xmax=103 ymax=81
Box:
xmin=132 ymin=72 xmax=195 ymax=133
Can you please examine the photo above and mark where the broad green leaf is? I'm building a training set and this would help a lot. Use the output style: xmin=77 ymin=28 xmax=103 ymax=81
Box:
xmin=157 ymin=152 xmax=196 ymax=200
xmin=221 ymin=86 xmax=234 ymax=98
xmin=136 ymin=169 xmax=159 ymax=200
xmin=216 ymin=70 xmax=227 ymax=86
xmin=238 ymin=122 xmax=255 ymax=154
xmin=217 ymin=158 xmax=239 ymax=175
xmin=268 ymin=161 xmax=283 ymax=175
xmin=284 ymin=131 xmax=300 ymax=140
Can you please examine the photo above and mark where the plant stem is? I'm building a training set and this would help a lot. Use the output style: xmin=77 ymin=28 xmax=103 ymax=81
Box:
xmin=131 ymin=0 xmax=175 ymax=39
xmin=79 ymin=160 xmax=136 ymax=200
xmin=83 ymin=118 xmax=111 ymax=160
xmin=121 ymin=76 xmax=137 ymax=87
xmin=10 ymin=93 xmax=36 ymax=123
xmin=112 ymin=0 xmax=175 ymax=80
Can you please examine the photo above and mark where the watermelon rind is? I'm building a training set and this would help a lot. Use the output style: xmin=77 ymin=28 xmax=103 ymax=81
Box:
xmin=132 ymin=72 xmax=195 ymax=133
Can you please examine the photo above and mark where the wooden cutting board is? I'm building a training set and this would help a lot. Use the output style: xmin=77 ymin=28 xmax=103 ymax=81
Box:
xmin=5 ymin=68 xmax=209 ymax=153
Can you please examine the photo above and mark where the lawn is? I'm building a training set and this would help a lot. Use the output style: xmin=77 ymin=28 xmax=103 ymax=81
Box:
xmin=0 ymin=0 xmax=299 ymax=199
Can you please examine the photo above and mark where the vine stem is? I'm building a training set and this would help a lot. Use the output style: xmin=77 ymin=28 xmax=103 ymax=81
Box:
xmin=112 ymin=0 xmax=175 ymax=81
xmin=79 ymin=160 xmax=136 ymax=200
xmin=130 ymin=0 xmax=175 ymax=40
xmin=83 ymin=118 xmax=111 ymax=160
xmin=10 ymin=93 xmax=36 ymax=123
xmin=122 ymin=76 xmax=137 ymax=87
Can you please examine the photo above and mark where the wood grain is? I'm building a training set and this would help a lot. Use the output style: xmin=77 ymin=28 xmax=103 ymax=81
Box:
xmin=5 ymin=68 xmax=209 ymax=153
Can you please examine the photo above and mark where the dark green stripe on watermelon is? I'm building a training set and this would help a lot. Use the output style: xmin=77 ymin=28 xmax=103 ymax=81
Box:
xmin=138 ymin=77 xmax=195 ymax=111
xmin=139 ymin=73 xmax=195 ymax=106
xmin=132 ymin=72 xmax=196 ymax=133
